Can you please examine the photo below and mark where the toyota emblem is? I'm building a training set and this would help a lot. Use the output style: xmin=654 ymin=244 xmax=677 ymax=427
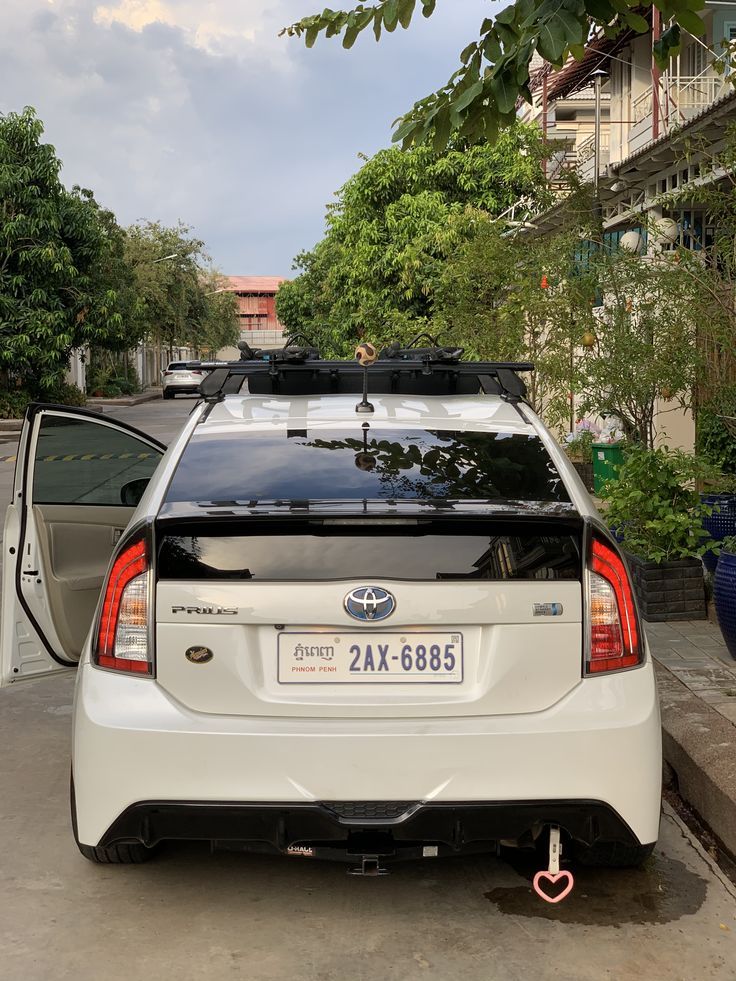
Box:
xmin=344 ymin=586 xmax=396 ymax=622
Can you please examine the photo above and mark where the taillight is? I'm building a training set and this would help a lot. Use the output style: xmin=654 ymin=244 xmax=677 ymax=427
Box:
xmin=586 ymin=537 xmax=641 ymax=674
xmin=93 ymin=538 xmax=152 ymax=675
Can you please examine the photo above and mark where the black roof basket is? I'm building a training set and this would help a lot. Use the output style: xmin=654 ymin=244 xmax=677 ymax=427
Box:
xmin=192 ymin=333 xmax=533 ymax=403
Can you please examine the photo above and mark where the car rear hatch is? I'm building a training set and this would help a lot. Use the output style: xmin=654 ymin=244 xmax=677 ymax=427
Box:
xmin=153 ymin=512 xmax=584 ymax=719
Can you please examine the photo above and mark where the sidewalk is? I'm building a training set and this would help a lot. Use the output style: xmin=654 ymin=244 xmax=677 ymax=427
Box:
xmin=0 ymin=389 xmax=162 ymax=433
xmin=85 ymin=388 xmax=161 ymax=408
xmin=647 ymin=619 xmax=736 ymax=856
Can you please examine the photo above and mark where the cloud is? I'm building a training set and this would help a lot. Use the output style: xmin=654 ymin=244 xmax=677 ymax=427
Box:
xmin=1 ymin=0 xmax=488 ymax=274
xmin=92 ymin=0 xmax=272 ymax=58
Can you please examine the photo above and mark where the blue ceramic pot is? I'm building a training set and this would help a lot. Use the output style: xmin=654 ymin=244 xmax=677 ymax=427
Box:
xmin=701 ymin=493 xmax=736 ymax=573
xmin=713 ymin=550 xmax=736 ymax=660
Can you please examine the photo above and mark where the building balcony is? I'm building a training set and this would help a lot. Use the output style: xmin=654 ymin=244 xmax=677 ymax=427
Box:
xmin=629 ymin=74 xmax=730 ymax=153
xmin=576 ymin=132 xmax=610 ymax=180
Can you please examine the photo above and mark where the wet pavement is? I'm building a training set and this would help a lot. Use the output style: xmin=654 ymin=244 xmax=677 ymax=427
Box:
xmin=0 ymin=672 xmax=735 ymax=980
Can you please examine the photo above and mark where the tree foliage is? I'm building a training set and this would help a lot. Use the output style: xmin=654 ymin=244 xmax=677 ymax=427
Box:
xmin=0 ymin=107 xmax=127 ymax=388
xmin=123 ymin=222 xmax=238 ymax=359
xmin=574 ymin=248 xmax=703 ymax=446
xmin=276 ymin=128 xmax=549 ymax=354
xmin=602 ymin=444 xmax=717 ymax=562
xmin=282 ymin=0 xmax=709 ymax=151
xmin=436 ymin=209 xmax=706 ymax=444
xmin=435 ymin=218 xmax=594 ymax=426
xmin=0 ymin=108 xmax=237 ymax=400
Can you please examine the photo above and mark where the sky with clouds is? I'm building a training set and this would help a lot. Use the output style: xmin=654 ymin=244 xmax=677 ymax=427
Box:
xmin=0 ymin=0 xmax=492 ymax=276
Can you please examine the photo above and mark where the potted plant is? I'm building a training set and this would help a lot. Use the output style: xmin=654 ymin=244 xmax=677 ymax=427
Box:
xmin=713 ymin=535 xmax=736 ymax=659
xmin=564 ymin=429 xmax=595 ymax=492
xmin=602 ymin=445 xmax=716 ymax=621
xmin=697 ymin=391 xmax=736 ymax=571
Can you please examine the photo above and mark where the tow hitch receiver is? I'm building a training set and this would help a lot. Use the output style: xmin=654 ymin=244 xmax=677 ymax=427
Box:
xmin=532 ymin=826 xmax=574 ymax=904
xmin=349 ymin=855 xmax=389 ymax=877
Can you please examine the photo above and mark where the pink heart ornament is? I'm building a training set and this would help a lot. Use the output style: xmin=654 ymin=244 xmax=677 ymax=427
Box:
xmin=532 ymin=869 xmax=575 ymax=904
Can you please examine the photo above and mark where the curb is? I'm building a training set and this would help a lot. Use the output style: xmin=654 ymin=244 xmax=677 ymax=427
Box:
xmin=655 ymin=660 xmax=736 ymax=857
xmin=0 ymin=390 xmax=161 ymax=433
xmin=86 ymin=389 xmax=161 ymax=407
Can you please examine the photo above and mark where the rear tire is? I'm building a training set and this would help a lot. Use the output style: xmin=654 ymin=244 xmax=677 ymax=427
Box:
xmin=71 ymin=774 xmax=155 ymax=864
xmin=574 ymin=841 xmax=655 ymax=868
xmin=163 ymin=389 xmax=174 ymax=399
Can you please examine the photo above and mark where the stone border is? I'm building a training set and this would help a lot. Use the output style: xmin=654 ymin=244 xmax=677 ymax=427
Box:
xmin=0 ymin=389 xmax=162 ymax=432
xmin=656 ymin=660 xmax=736 ymax=857
xmin=85 ymin=388 xmax=162 ymax=407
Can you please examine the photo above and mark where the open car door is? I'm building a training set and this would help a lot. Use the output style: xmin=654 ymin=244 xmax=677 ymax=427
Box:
xmin=1 ymin=404 xmax=165 ymax=686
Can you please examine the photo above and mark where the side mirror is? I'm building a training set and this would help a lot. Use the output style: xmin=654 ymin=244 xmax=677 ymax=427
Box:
xmin=120 ymin=477 xmax=150 ymax=507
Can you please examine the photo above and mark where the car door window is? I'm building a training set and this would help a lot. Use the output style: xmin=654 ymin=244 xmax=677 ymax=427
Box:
xmin=32 ymin=415 xmax=161 ymax=505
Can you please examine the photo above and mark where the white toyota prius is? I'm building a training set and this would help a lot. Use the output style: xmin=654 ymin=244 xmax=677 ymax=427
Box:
xmin=1 ymin=341 xmax=661 ymax=876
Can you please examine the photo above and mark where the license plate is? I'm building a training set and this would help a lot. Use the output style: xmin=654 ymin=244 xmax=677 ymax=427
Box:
xmin=277 ymin=632 xmax=463 ymax=684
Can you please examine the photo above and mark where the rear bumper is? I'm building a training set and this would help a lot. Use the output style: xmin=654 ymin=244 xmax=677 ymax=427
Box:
xmin=100 ymin=798 xmax=643 ymax=855
xmin=72 ymin=658 xmax=662 ymax=848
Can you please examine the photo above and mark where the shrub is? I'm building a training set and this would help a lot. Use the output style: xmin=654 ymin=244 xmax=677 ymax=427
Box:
xmin=720 ymin=535 xmax=736 ymax=556
xmin=42 ymin=381 xmax=87 ymax=407
xmin=0 ymin=380 xmax=86 ymax=418
xmin=85 ymin=359 xmax=140 ymax=398
xmin=602 ymin=444 xmax=717 ymax=562
xmin=564 ymin=430 xmax=595 ymax=463
xmin=0 ymin=387 xmax=33 ymax=419
xmin=697 ymin=388 xmax=736 ymax=476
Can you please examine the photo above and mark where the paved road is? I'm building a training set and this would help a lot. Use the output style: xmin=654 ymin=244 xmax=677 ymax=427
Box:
xmin=1 ymin=396 xmax=736 ymax=979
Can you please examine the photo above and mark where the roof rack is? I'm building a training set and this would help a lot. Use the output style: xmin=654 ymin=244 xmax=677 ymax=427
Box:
xmin=190 ymin=333 xmax=534 ymax=405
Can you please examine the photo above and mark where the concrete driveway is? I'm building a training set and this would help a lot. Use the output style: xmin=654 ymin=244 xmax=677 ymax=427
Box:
xmin=1 ymin=397 xmax=736 ymax=980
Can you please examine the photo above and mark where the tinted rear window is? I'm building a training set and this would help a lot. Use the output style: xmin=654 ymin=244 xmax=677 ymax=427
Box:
xmin=165 ymin=429 xmax=569 ymax=504
xmin=158 ymin=525 xmax=581 ymax=581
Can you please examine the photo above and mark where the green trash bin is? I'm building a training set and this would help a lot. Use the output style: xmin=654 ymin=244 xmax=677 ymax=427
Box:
xmin=592 ymin=442 xmax=625 ymax=495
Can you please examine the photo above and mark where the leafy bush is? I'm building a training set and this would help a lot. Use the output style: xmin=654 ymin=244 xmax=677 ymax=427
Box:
xmin=602 ymin=444 xmax=717 ymax=562
xmin=0 ymin=387 xmax=33 ymax=419
xmin=565 ymin=430 xmax=595 ymax=463
xmin=0 ymin=380 xmax=86 ymax=418
xmin=697 ymin=388 xmax=736 ymax=476
xmin=42 ymin=381 xmax=87 ymax=407
xmin=719 ymin=535 xmax=736 ymax=556
xmin=85 ymin=360 xmax=140 ymax=398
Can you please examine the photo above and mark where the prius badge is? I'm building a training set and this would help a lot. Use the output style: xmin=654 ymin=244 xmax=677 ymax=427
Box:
xmin=344 ymin=586 xmax=396 ymax=622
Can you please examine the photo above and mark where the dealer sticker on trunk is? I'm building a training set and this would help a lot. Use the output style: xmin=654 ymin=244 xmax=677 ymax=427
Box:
xmin=277 ymin=632 xmax=463 ymax=684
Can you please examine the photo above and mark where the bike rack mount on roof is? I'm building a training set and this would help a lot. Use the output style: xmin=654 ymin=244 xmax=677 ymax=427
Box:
xmin=190 ymin=334 xmax=534 ymax=405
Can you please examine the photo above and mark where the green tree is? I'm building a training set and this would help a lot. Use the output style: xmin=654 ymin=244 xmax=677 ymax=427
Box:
xmin=571 ymin=248 xmax=704 ymax=447
xmin=437 ymin=206 xmax=706 ymax=443
xmin=186 ymin=270 xmax=239 ymax=356
xmin=436 ymin=218 xmax=595 ymax=427
xmin=0 ymin=107 xmax=126 ymax=390
xmin=123 ymin=222 xmax=237 ymax=361
xmin=658 ymin=124 xmax=736 ymax=470
xmin=283 ymin=0 xmax=709 ymax=151
xmin=276 ymin=129 xmax=548 ymax=354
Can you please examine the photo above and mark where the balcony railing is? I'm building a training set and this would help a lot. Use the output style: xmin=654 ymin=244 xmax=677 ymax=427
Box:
xmin=575 ymin=133 xmax=610 ymax=181
xmin=632 ymin=74 xmax=728 ymax=132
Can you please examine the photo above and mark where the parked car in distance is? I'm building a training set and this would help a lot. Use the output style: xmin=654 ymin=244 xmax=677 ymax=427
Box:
xmin=0 ymin=346 xmax=661 ymax=874
xmin=161 ymin=362 xmax=205 ymax=399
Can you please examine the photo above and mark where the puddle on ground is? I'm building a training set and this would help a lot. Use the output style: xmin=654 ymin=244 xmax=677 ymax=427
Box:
xmin=485 ymin=850 xmax=707 ymax=925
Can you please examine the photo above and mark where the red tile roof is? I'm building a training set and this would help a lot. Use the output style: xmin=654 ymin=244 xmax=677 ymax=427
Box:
xmin=224 ymin=276 xmax=287 ymax=293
